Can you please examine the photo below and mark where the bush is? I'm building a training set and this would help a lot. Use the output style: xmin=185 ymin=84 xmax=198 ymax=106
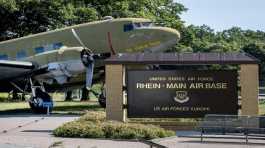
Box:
xmin=53 ymin=121 xmax=104 ymax=138
xmin=53 ymin=111 xmax=175 ymax=140
xmin=79 ymin=111 xmax=105 ymax=122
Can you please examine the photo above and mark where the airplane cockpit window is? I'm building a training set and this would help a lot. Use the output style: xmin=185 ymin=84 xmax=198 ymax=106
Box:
xmin=35 ymin=46 xmax=44 ymax=54
xmin=0 ymin=54 xmax=8 ymax=60
xmin=124 ymin=23 xmax=134 ymax=32
xmin=142 ymin=22 xmax=153 ymax=27
xmin=124 ymin=22 xmax=154 ymax=32
xmin=133 ymin=23 xmax=141 ymax=28
xmin=16 ymin=50 xmax=27 ymax=59
xmin=133 ymin=22 xmax=154 ymax=29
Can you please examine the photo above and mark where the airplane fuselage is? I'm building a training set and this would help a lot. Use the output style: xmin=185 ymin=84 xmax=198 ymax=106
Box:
xmin=0 ymin=18 xmax=180 ymax=91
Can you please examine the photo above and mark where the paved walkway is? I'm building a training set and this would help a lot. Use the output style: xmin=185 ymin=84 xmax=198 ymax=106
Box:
xmin=0 ymin=114 xmax=264 ymax=148
xmin=0 ymin=114 xmax=148 ymax=148
xmin=157 ymin=136 xmax=265 ymax=148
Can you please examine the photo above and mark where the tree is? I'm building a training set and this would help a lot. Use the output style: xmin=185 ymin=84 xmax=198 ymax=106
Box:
xmin=1 ymin=0 xmax=265 ymax=84
xmin=65 ymin=90 xmax=73 ymax=101
xmin=0 ymin=0 xmax=18 ymax=40
xmin=0 ymin=0 xmax=99 ymax=41
xmin=0 ymin=0 xmax=186 ymax=41
xmin=81 ymin=87 xmax=89 ymax=101
xmin=242 ymin=43 xmax=265 ymax=83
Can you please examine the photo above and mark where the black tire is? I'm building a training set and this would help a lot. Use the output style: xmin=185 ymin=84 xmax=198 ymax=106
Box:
xmin=29 ymin=99 xmax=53 ymax=114
xmin=98 ymin=93 xmax=106 ymax=108
xmin=29 ymin=90 xmax=53 ymax=114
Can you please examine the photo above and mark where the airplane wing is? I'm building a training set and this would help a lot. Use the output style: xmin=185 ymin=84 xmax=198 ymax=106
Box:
xmin=0 ymin=60 xmax=38 ymax=80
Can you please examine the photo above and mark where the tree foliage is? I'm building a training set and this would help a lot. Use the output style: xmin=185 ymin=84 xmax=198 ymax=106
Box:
xmin=0 ymin=0 xmax=186 ymax=40
xmin=242 ymin=43 xmax=265 ymax=83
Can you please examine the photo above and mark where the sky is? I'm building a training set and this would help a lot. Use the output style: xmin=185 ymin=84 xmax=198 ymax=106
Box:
xmin=175 ymin=0 xmax=265 ymax=31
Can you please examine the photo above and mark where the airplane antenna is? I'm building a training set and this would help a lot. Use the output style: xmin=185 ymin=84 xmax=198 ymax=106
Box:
xmin=71 ymin=28 xmax=93 ymax=53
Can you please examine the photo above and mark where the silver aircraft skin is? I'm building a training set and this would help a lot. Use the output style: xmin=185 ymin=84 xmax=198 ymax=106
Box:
xmin=0 ymin=17 xmax=180 ymax=112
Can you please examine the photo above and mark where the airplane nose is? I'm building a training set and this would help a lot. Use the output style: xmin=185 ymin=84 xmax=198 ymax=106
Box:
xmin=170 ymin=29 xmax=181 ymax=41
xmin=158 ymin=27 xmax=181 ymax=42
xmin=142 ymin=27 xmax=181 ymax=52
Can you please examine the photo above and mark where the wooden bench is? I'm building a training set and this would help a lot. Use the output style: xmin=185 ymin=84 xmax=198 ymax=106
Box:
xmin=198 ymin=114 xmax=265 ymax=143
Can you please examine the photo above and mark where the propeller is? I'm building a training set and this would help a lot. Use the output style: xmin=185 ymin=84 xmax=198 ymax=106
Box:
xmin=71 ymin=28 xmax=94 ymax=90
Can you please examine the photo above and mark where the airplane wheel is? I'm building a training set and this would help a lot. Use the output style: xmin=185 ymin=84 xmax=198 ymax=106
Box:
xmin=29 ymin=90 xmax=53 ymax=114
xmin=98 ymin=93 xmax=106 ymax=108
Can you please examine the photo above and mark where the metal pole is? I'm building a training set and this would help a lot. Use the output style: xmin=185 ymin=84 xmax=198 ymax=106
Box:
xmin=47 ymin=106 xmax=50 ymax=115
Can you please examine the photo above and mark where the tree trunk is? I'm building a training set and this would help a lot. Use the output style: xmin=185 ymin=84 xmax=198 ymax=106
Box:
xmin=65 ymin=91 xmax=73 ymax=101
xmin=81 ymin=87 xmax=89 ymax=101
xmin=12 ymin=90 xmax=20 ymax=101
xmin=21 ymin=93 xmax=26 ymax=101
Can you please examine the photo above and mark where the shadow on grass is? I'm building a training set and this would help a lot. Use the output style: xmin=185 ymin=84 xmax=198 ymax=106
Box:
xmin=53 ymin=104 xmax=103 ymax=112
xmin=0 ymin=103 xmax=103 ymax=115
xmin=0 ymin=108 xmax=32 ymax=115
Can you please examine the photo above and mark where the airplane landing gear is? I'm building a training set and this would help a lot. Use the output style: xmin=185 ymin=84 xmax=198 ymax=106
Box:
xmin=98 ymin=93 xmax=106 ymax=108
xmin=29 ymin=79 xmax=53 ymax=114
xmin=98 ymin=83 xmax=106 ymax=108
xmin=29 ymin=88 xmax=53 ymax=114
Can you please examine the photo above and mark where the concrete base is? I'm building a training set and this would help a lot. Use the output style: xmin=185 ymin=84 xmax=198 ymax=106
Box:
xmin=106 ymin=64 xmax=125 ymax=122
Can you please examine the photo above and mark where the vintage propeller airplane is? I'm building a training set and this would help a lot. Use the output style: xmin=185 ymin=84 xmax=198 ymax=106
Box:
xmin=0 ymin=17 xmax=180 ymax=113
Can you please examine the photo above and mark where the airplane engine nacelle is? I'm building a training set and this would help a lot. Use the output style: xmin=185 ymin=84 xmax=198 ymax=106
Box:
xmin=47 ymin=62 xmax=71 ymax=84
xmin=46 ymin=60 xmax=86 ymax=85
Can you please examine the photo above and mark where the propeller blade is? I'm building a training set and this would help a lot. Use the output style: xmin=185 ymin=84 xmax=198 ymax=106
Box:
xmin=85 ymin=62 xmax=94 ymax=90
xmin=71 ymin=28 xmax=95 ymax=90
xmin=71 ymin=28 xmax=92 ymax=53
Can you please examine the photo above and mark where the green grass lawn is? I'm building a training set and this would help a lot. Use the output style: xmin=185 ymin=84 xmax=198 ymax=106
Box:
xmin=0 ymin=90 xmax=103 ymax=115
xmin=0 ymin=99 xmax=265 ymax=116
xmin=0 ymin=102 xmax=28 ymax=111
xmin=0 ymin=101 xmax=103 ymax=115
xmin=259 ymin=101 xmax=265 ymax=115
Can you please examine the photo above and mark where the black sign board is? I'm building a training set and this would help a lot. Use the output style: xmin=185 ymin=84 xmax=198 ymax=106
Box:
xmin=127 ymin=70 xmax=238 ymax=118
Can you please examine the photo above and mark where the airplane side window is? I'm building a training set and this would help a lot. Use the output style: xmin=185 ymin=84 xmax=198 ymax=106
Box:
xmin=35 ymin=46 xmax=44 ymax=54
xmin=16 ymin=50 xmax=27 ymax=59
xmin=53 ymin=42 xmax=63 ymax=49
xmin=0 ymin=54 xmax=8 ymax=60
xmin=124 ymin=23 xmax=134 ymax=32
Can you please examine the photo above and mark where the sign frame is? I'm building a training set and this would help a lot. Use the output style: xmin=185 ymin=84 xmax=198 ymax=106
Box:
xmin=126 ymin=69 xmax=238 ymax=118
